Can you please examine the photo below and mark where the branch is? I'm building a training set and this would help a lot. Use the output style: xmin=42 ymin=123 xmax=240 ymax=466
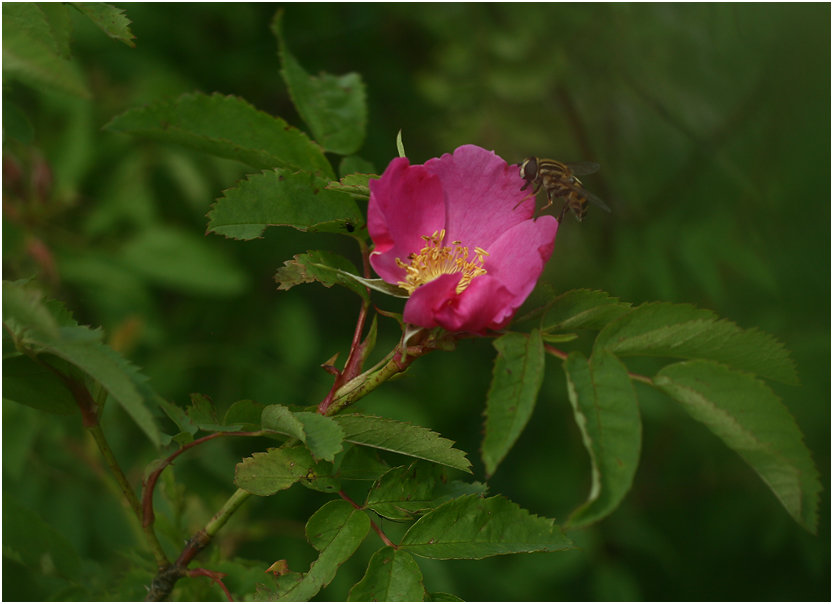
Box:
xmin=145 ymin=488 xmax=252 ymax=601
xmin=142 ymin=430 xmax=267 ymax=528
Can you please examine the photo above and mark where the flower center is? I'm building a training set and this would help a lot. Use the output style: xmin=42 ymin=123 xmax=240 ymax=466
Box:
xmin=395 ymin=229 xmax=489 ymax=295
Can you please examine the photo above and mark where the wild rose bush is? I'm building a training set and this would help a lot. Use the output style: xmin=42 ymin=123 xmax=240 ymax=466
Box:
xmin=3 ymin=7 xmax=821 ymax=602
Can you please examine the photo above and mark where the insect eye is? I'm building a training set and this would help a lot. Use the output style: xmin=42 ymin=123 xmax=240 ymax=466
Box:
xmin=521 ymin=157 xmax=537 ymax=180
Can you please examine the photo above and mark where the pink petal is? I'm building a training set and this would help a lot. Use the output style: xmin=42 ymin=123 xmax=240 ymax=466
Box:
xmin=403 ymin=273 xmax=516 ymax=334
xmin=368 ymin=158 xmax=446 ymax=283
xmin=483 ymin=215 xmax=558 ymax=309
xmin=424 ymin=145 xmax=535 ymax=247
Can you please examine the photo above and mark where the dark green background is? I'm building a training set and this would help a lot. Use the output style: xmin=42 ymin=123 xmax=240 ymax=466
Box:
xmin=4 ymin=3 xmax=829 ymax=600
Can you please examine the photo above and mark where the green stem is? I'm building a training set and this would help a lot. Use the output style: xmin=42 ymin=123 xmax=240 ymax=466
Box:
xmin=206 ymin=488 xmax=251 ymax=537
xmin=324 ymin=348 xmax=422 ymax=417
xmin=86 ymin=422 xmax=169 ymax=568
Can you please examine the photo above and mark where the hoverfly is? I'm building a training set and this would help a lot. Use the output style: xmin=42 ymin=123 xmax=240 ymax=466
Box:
xmin=518 ymin=157 xmax=610 ymax=222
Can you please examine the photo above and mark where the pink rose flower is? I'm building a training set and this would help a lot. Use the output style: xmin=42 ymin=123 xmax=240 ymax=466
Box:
xmin=367 ymin=144 xmax=558 ymax=334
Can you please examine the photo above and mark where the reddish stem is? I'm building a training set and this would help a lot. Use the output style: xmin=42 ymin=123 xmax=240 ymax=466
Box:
xmin=142 ymin=431 xmax=265 ymax=528
xmin=187 ymin=568 xmax=234 ymax=601
xmin=338 ymin=490 xmax=396 ymax=548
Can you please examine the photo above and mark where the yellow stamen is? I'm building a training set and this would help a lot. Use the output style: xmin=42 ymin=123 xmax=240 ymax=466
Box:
xmin=395 ymin=229 xmax=489 ymax=295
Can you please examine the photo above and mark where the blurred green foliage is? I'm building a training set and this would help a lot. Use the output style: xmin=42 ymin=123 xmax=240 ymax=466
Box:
xmin=3 ymin=3 xmax=829 ymax=601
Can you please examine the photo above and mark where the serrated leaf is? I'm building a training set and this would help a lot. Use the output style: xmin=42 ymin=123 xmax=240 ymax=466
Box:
xmin=333 ymin=414 xmax=472 ymax=473
xmin=272 ymin=500 xmax=370 ymax=601
xmin=399 ymin=494 xmax=573 ymax=559
xmin=542 ymin=289 xmax=631 ymax=331
xmin=293 ymin=412 xmax=345 ymax=462
xmin=326 ymin=173 xmax=376 ymax=200
xmin=654 ymin=360 xmax=820 ymax=533
xmin=272 ymin=12 xmax=367 ymax=155
xmin=3 ymin=280 xmax=61 ymax=341
xmin=38 ymin=3 xmax=72 ymax=57
xmin=334 ymin=445 xmax=390 ymax=481
xmin=157 ymin=397 xmax=198 ymax=437
xmin=2 ymin=3 xmax=89 ymax=97
xmin=275 ymin=250 xmax=368 ymax=302
xmin=594 ymin=302 xmax=798 ymax=384
xmin=4 ymin=282 xmax=162 ymax=445
xmin=207 ymin=169 xmax=363 ymax=240
xmin=105 ymin=92 xmax=332 ymax=175
xmin=365 ymin=464 xmax=442 ymax=522
xmin=234 ymin=446 xmax=314 ymax=496
xmin=564 ymin=350 xmax=641 ymax=528
xmin=223 ymin=399 xmax=265 ymax=429
xmin=261 ymin=405 xmax=345 ymax=462
xmin=261 ymin=404 xmax=306 ymax=440
xmin=348 ymin=547 xmax=425 ymax=602
xmin=482 ymin=330 xmax=545 ymax=477
xmin=72 ymin=2 xmax=135 ymax=47
xmin=300 ymin=459 xmax=341 ymax=494
xmin=366 ymin=463 xmax=486 ymax=522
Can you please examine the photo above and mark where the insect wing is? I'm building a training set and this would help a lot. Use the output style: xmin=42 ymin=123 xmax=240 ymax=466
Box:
xmin=564 ymin=161 xmax=600 ymax=176
xmin=584 ymin=190 xmax=611 ymax=213
xmin=560 ymin=180 xmax=611 ymax=213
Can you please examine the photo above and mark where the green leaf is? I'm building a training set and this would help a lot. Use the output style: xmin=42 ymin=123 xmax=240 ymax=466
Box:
xmin=234 ymin=446 xmax=314 ymax=496
xmin=564 ymin=350 xmax=642 ymax=528
xmin=273 ymin=500 xmax=370 ymax=601
xmin=482 ymin=330 xmax=545 ymax=477
xmin=261 ymin=404 xmax=306 ymax=440
xmin=207 ymin=169 xmax=363 ymax=240
xmin=333 ymin=445 xmax=390 ymax=481
xmin=654 ymin=360 xmax=820 ymax=533
xmin=542 ymin=289 xmax=631 ymax=331
xmin=294 ymin=412 xmax=345 ymax=462
xmin=71 ymin=2 xmax=135 ymax=47
xmin=38 ymin=3 xmax=72 ymax=57
xmin=105 ymin=92 xmax=332 ymax=175
xmin=2 ymin=354 xmax=78 ymax=415
xmin=3 ymin=279 xmax=61 ymax=342
xmin=366 ymin=463 xmax=487 ymax=522
xmin=156 ymin=397 xmax=198 ymax=439
xmin=4 ymin=282 xmax=162 ymax=445
xmin=2 ymin=3 xmax=89 ymax=97
xmin=272 ymin=12 xmax=367 ymax=155
xmin=365 ymin=464 xmax=441 ymax=522
xmin=223 ymin=399 xmax=265 ymax=430
xmin=49 ymin=330 xmax=163 ymax=445
xmin=300 ymin=459 xmax=341 ymax=494
xmin=333 ymin=414 xmax=472 ymax=473
xmin=261 ymin=404 xmax=345 ymax=462
xmin=119 ymin=226 xmax=248 ymax=296
xmin=594 ymin=302 xmax=798 ymax=384
xmin=275 ymin=250 xmax=368 ymax=302
xmin=400 ymin=494 xmax=573 ymax=559
xmin=348 ymin=547 xmax=425 ymax=602
xmin=326 ymin=173 xmax=376 ymax=200
xmin=184 ymin=393 xmax=243 ymax=432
